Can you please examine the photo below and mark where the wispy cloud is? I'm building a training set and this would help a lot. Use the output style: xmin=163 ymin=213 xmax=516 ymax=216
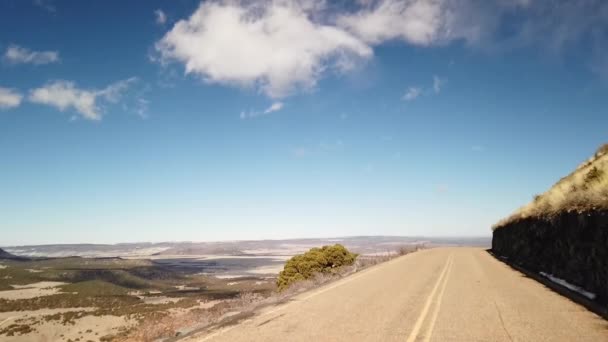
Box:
xmin=154 ymin=9 xmax=167 ymax=25
xmin=433 ymin=75 xmax=446 ymax=93
xmin=4 ymin=45 xmax=59 ymax=65
xmin=29 ymin=78 xmax=137 ymax=120
xmin=134 ymin=98 xmax=149 ymax=119
xmin=264 ymin=102 xmax=283 ymax=114
xmin=402 ymin=87 xmax=421 ymax=101
xmin=0 ymin=87 xmax=23 ymax=109
xmin=338 ymin=0 xmax=466 ymax=46
xmin=240 ymin=101 xmax=284 ymax=119
xmin=403 ymin=75 xmax=447 ymax=101
xmin=33 ymin=0 xmax=56 ymax=13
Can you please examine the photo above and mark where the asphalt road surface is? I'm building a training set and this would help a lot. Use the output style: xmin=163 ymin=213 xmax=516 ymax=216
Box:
xmin=186 ymin=247 xmax=608 ymax=341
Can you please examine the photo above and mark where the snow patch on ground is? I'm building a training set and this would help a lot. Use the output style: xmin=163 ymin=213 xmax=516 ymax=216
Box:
xmin=540 ymin=272 xmax=596 ymax=300
xmin=0 ymin=282 xmax=67 ymax=300
xmin=175 ymin=285 xmax=198 ymax=291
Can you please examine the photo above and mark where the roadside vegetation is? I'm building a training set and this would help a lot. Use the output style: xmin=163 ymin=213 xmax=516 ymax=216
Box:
xmin=0 ymin=244 xmax=421 ymax=341
xmin=0 ymin=257 xmax=274 ymax=341
xmin=495 ymin=143 xmax=608 ymax=228
xmin=276 ymin=244 xmax=357 ymax=291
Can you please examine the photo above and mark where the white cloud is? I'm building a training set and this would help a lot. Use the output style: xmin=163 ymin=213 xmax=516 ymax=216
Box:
xmin=338 ymin=0 xmax=446 ymax=45
xmin=98 ymin=77 xmax=137 ymax=103
xmin=240 ymin=101 xmax=284 ymax=119
xmin=401 ymin=75 xmax=445 ymax=101
xmin=135 ymin=98 xmax=149 ymax=118
xmin=4 ymin=45 xmax=59 ymax=65
xmin=402 ymin=87 xmax=421 ymax=101
xmin=155 ymin=0 xmax=608 ymax=99
xmin=29 ymin=78 xmax=137 ymax=120
xmin=433 ymin=75 xmax=446 ymax=93
xmin=155 ymin=9 xmax=167 ymax=25
xmin=156 ymin=0 xmax=372 ymax=99
xmin=0 ymin=87 xmax=22 ymax=109
xmin=264 ymin=101 xmax=284 ymax=114
xmin=337 ymin=0 xmax=485 ymax=47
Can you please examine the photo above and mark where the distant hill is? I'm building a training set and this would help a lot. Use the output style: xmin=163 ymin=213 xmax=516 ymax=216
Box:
xmin=0 ymin=247 xmax=26 ymax=260
xmin=495 ymin=143 xmax=608 ymax=228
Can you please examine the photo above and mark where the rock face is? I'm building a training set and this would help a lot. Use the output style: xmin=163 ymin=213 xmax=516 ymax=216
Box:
xmin=492 ymin=211 xmax=608 ymax=305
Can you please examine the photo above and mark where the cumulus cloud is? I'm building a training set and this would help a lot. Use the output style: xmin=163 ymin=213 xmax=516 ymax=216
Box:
xmin=0 ymin=87 xmax=23 ymax=109
xmin=155 ymin=9 xmax=167 ymax=25
xmin=402 ymin=87 xmax=421 ymax=101
xmin=156 ymin=0 xmax=608 ymax=99
xmin=29 ymin=78 xmax=137 ymax=120
xmin=4 ymin=45 xmax=59 ymax=65
xmin=240 ymin=101 xmax=284 ymax=119
xmin=156 ymin=0 xmax=372 ymax=99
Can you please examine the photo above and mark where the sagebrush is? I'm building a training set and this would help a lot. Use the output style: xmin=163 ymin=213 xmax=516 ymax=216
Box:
xmin=276 ymin=244 xmax=357 ymax=291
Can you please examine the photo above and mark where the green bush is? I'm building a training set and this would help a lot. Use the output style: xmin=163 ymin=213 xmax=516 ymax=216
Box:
xmin=276 ymin=244 xmax=357 ymax=291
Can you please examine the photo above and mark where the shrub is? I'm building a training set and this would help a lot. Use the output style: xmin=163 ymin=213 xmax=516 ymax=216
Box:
xmin=276 ymin=244 xmax=357 ymax=291
xmin=596 ymin=143 xmax=608 ymax=157
xmin=584 ymin=166 xmax=604 ymax=184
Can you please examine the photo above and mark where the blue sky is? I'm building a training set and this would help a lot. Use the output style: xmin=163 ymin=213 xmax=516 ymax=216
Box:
xmin=1 ymin=0 xmax=607 ymax=245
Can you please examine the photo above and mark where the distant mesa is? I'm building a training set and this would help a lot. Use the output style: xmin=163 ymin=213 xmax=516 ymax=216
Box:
xmin=0 ymin=247 xmax=28 ymax=260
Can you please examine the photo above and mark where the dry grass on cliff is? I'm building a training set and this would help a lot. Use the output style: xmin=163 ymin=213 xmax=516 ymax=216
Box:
xmin=494 ymin=144 xmax=608 ymax=229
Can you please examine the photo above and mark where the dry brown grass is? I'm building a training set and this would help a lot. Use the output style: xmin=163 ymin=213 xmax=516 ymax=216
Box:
xmin=494 ymin=144 xmax=608 ymax=229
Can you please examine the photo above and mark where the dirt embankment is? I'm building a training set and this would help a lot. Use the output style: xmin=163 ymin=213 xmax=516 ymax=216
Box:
xmin=492 ymin=210 xmax=608 ymax=305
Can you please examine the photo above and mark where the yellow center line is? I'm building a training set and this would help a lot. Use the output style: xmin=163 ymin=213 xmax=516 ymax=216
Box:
xmin=423 ymin=256 xmax=453 ymax=342
xmin=406 ymin=254 xmax=453 ymax=342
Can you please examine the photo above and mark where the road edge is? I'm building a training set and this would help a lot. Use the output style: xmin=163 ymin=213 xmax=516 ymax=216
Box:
xmin=173 ymin=248 xmax=427 ymax=341
xmin=486 ymin=249 xmax=608 ymax=320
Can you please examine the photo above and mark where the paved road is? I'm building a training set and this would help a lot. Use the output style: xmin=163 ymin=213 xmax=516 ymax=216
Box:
xmin=187 ymin=248 xmax=608 ymax=341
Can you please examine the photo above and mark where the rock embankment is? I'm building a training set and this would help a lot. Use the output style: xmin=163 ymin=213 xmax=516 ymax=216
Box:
xmin=492 ymin=210 xmax=608 ymax=305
